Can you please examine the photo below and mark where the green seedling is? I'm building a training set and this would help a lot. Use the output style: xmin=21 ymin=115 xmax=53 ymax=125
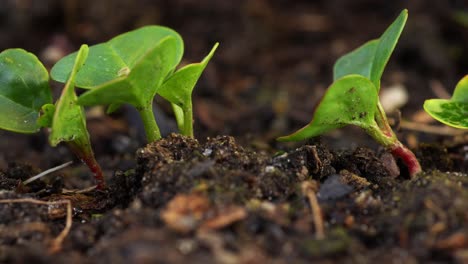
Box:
xmin=424 ymin=75 xmax=468 ymax=129
xmin=279 ymin=10 xmax=422 ymax=177
xmin=158 ymin=43 xmax=219 ymax=137
xmin=0 ymin=45 xmax=105 ymax=189
xmin=51 ymin=26 xmax=218 ymax=141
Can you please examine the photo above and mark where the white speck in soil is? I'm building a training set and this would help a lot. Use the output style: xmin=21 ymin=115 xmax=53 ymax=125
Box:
xmin=177 ymin=239 xmax=197 ymax=254
xmin=264 ymin=165 xmax=275 ymax=173
xmin=202 ymin=148 xmax=212 ymax=156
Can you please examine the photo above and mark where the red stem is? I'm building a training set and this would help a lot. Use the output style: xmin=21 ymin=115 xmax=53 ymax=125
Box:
xmin=80 ymin=156 xmax=106 ymax=190
xmin=67 ymin=142 xmax=106 ymax=190
xmin=390 ymin=143 xmax=422 ymax=178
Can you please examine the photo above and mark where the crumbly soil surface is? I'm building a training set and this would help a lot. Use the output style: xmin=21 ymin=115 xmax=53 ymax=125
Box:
xmin=1 ymin=0 xmax=468 ymax=263
xmin=1 ymin=134 xmax=467 ymax=263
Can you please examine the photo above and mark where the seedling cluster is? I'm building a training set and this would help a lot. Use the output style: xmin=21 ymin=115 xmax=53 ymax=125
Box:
xmin=0 ymin=10 xmax=466 ymax=188
xmin=0 ymin=26 xmax=217 ymax=188
xmin=278 ymin=10 xmax=424 ymax=177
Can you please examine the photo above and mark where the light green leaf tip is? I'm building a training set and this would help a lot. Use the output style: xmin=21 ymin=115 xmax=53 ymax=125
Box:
xmin=278 ymin=75 xmax=378 ymax=142
xmin=424 ymin=75 xmax=468 ymax=129
xmin=158 ymin=42 xmax=219 ymax=107
xmin=0 ymin=49 xmax=52 ymax=133
xmin=333 ymin=40 xmax=379 ymax=81
xmin=333 ymin=9 xmax=408 ymax=90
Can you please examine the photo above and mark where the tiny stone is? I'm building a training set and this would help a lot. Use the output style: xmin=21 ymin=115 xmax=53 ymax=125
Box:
xmin=264 ymin=166 xmax=275 ymax=173
xmin=202 ymin=148 xmax=213 ymax=156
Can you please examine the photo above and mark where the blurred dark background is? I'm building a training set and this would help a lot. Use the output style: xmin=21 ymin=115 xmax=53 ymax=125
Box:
xmin=0 ymin=0 xmax=467 ymax=171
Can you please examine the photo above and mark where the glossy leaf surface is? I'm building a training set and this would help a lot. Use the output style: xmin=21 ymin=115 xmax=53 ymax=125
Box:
xmin=424 ymin=75 xmax=468 ymax=129
xmin=0 ymin=49 xmax=52 ymax=133
xmin=333 ymin=9 xmax=408 ymax=90
xmin=278 ymin=75 xmax=378 ymax=141
xmin=159 ymin=43 xmax=218 ymax=107
xmin=76 ymin=37 xmax=179 ymax=108
xmin=51 ymin=26 xmax=183 ymax=89
xmin=49 ymin=45 xmax=91 ymax=146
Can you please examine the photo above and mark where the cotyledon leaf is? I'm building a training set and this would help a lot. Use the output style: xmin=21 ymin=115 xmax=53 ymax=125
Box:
xmin=333 ymin=9 xmax=408 ymax=91
xmin=424 ymin=75 xmax=468 ymax=129
xmin=158 ymin=42 xmax=218 ymax=134
xmin=278 ymin=75 xmax=378 ymax=142
xmin=0 ymin=49 xmax=52 ymax=133
xmin=50 ymin=25 xmax=183 ymax=88
xmin=333 ymin=39 xmax=378 ymax=81
xmin=76 ymin=37 xmax=179 ymax=108
xmin=158 ymin=43 xmax=219 ymax=107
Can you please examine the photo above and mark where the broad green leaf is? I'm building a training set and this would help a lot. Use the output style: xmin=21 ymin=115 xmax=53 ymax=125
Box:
xmin=333 ymin=10 xmax=408 ymax=90
xmin=424 ymin=75 xmax=468 ymax=129
xmin=76 ymin=37 xmax=179 ymax=108
xmin=278 ymin=75 xmax=378 ymax=142
xmin=158 ymin=43 xmax=218 ymax=107
xmin=0 ymin=49 xmax=52 ymax=133
xmin=51 ymin=26 xmax=183 ymax=88
xmin=50 ymin=44 xmax=91 ymax=146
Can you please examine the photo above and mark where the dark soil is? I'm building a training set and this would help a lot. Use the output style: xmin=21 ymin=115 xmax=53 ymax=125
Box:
xmin=1 ymin=134 xmax=467 ymax=263
xmin=1 ymin=0 xmax=467 ymax=263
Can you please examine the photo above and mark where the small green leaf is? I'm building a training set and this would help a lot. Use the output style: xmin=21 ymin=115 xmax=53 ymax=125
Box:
xmin=51 ymin=26 xmax=183 ymax=88
xmin=333 ymin=10 xmax=408 ymax=90
xmin=371 ymin=9 xmax=407 ymax=88
xmin=50 ymin=44 xmax=91 ymax=146
xmin=158 ymin=43 xmax=218 ymax=136
xmin=159 ymin=43 xmax=218 ymax=107
xmin=0 ymin=49 xmax=52 ymax=133
xmin=278 ymin=75 xmax=378 ymax=142
xmin=424 ymin=75 xmax=468 ymax=129
xmin=333 ymin=40 xmax=378 ymax=81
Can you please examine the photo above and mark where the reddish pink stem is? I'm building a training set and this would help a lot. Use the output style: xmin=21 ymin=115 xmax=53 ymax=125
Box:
xmin=390 ymin=143 xmax=422 ymax=178
xmin=67 ymin=142 xmax=106 ymax=190
xmin=80 ymin=156 xmax=106 ymax=190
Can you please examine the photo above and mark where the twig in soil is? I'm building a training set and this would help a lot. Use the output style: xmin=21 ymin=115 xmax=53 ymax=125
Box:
xmin=301 ymin=180 xmax=325 ymax=239
xmin=309 ymin=145 xmax=322 ymax=174
xmin=400 ymin=120 xmax=466 ymax=136
xmin=23 ymin=161 xmax=73 ymax=185
xmin=62 ymin=185 xmax=97 ymax=194
xmin=0 ymin=198 xmax=72 ymax=253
